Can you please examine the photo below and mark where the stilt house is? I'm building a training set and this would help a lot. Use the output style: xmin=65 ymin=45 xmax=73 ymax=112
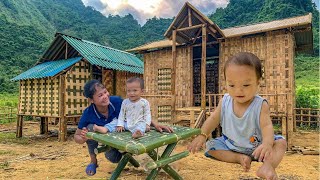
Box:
xmin=128 ymin=2 xmax=313 ymax=147
xmin=12 ymin=33 xmax=143 ymax=141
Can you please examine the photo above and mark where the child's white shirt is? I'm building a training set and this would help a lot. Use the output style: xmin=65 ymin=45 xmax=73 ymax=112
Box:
xmin=117 ymin=98 xmax=151 ymax=130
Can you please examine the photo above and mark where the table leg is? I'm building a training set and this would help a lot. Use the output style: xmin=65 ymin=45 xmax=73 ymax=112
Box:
xmin=146 ymin=143 xmax=183 ymax=180
xmin=110 ymin=153 xmax=131 ymax=180
xmin=128 ymin=154 xmax=140 ymax=167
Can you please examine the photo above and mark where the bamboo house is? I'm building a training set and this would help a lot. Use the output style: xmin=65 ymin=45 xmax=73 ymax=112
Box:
xmin=128 ymin=2 xmax=313 ymax=147
xmin=12 ymin=33 xmax=143 ymax=141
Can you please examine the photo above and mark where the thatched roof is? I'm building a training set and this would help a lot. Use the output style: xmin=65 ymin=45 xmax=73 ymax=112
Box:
xmin=223 ymin=13 xmax=312 ymax=38
xmin=164 ymin=2 xmax=224 ymax=44
xmin=128 ymin=13 xmax=312 ymax=53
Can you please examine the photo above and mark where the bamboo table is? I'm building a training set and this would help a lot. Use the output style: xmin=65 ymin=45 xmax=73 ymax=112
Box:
xmin=86 ymin=126 xmax=200 ymax=180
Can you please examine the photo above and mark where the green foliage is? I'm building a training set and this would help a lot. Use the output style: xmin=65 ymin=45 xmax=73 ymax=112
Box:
xmin=0 ymin=0 xmax=318 ymax=99
xmin=0 ymin=93 xmax=18 ymax=107
xmin=295 ymin=55 xmax=320 ymax=86
xmin=209 ymin=0 xmax=319 ymax=55
xmin=295 ymin=85 xmax=319 ymax=108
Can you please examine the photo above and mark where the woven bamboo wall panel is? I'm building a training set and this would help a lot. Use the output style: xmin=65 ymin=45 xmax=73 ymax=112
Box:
xmin=144 ymin=49 xmax=172 ymax=95
xmin=157 ymin=105 xmax=172 ymax=124
xmin=19 ymin=78 xmax=60 ymax=116
xmin=175 ymin=47 xmax=192 ymax=108
xmin=115 ymin=71 xmax=142 ymax=98
xmin=143 ymin=47 xmax=193 ymax=123
xmin=103 ymin=69 xmax=114 ymax=95
xmin=65 ymin=61 xmax=91 ymax=116
xmin=142 ymin=96 xmax=172 ymax=123
xmin=158 ymin=68 xmax=171 ymax=91
xmin=220 ymin=30 xmax=294 ymax=115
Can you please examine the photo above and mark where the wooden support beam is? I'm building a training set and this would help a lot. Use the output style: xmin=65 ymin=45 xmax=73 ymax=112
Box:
xmin=192 ymin=28 xmax=202 ymax=44
xmin=177 ymin=24 xmax=203 ymax=32
xmin=191 ymin=11 xmax=218 ymax=35
xmin=171 ymin=30 xmax=177 ymax=120
xmin=201 ymin=25 xmax=207 ymax=110
xmin=191 ymin=11 xmax=205 ymax=24
xmin=177 ymin=16 xmax=188 ymax=29
xmin=58 ymin=75 xmax=67 ymax=141
xmin=193 ymin=41 xmax=219 ymax=47
xmin=281 ymin=116 xmax=287 ymax=139
xmin=176 ymin=31 xmax=192 ymax=42
xmin=65 ymin=42 xmax=68 ymax=59
xmin=190 ymin=111 xmax=195 ymax=128
xmin=16 ymin=115 xmax=23 ymax=138
xmin=40 ymin=117 xmax=48 ymax=135
xmin=188 ymin=7 xmax=192 ymax=27
xmin=287 ymin=116 xmax=293 ymax=149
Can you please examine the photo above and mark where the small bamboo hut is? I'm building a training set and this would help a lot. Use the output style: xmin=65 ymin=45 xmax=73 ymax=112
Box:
xmin=12 ymin=33 xmax=143 ymax=141
xmin=128 ymin=2 xmax=313 ymax=147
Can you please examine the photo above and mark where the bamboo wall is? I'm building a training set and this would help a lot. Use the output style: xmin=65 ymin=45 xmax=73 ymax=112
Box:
xmin=18 ymin=60 xmax=142 ymax=118
xmin=143 ymin=47 xmax=193 ymax=123
xmin=19 ymin=78 xmax=60 ymax=117
xmin=64 ymin=60 xmax=91 ymax=116
xmin=103 ymin=70 xmax=142 ymax=98
xmin=219 ymin=30 xmax=295 ymax=116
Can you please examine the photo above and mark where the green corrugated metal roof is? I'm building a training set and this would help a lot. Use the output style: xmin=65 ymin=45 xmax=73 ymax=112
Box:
xmin=61 ymin=35 xmax=143 ymax=74
xmin=11 ymin=57 xmax=82 ymax=81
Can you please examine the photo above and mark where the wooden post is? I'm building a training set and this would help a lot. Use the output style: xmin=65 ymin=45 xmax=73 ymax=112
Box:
xmin=293 ymin=108 xmax=297 ymax=131
xmin=58 ymin=75 xmax=67 ymax=141
xmin=281 ymin=116 xmax=287 ymax=138
xmin=190 ymin=110 xmax=195 ymax=128
xmin=188 ymin=7 xmax=192 ymax=27
xmin=287 ymin=116 xmax=293 ymax=149
xmin=40 ymin=117 xmax=49 ymax=135
xmin=40 ymin=117 xmax=45 ymax=134
xmin=201 ymin=24 xmax=207 ymax=110
xmin=16 ymin=115 xmax=23 ymax=138
xmin=171 ymin=30 xmax=177 ymax=121
xmin=65 ymin=42 xmax=68 ymax=59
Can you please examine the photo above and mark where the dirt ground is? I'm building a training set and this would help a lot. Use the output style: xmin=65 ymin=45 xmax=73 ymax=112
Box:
xmin=0 ymin=122 xmax=319 ymax=180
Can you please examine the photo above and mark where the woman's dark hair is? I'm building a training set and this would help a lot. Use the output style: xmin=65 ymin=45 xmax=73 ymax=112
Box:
xmin=83 ymin=79 xmax=105 ymax=99
xmin=224 ymin=52 xmax=262 ymax=80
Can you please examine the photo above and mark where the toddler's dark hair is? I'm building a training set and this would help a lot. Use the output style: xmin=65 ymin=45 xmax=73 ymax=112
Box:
xmin=127 ymin=77 xmax=144 ymax=89
xmin=224 ymin=52 xmax=262 ymax=79
xmin=83 ymin=79 xmax=105 ymax=99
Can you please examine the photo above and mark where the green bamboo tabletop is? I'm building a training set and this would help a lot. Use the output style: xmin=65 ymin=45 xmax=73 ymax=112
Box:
xmin=86 ymin=126 xmax=200 ymax=155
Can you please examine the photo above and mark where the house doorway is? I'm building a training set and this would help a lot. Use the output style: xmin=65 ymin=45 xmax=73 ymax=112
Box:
xmin=193 ymin=44 xmax=219 ymax=106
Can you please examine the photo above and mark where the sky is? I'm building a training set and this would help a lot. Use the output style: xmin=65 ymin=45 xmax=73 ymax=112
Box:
xmin=81 ymin=0 xmax=319 ymax=25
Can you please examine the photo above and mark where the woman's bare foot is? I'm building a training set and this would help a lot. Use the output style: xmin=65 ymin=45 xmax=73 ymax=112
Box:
xmin=239 ymin=154 xmax=252 ymax=172
xmin=256 ymin=162 xmax=278 ymax=180
xmin=132 ymin=130 xmax=143 ymax=139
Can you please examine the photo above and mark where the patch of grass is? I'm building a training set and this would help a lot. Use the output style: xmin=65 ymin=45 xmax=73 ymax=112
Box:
xmin=297 ymin=125 xmax=319 ymax=131
xmin=0 ymin=132 xmax=30 ymax=145
xmin=0 ymin=150 xmax=16 ymax=156
xmin=273 ymin=124 xmax=282 ymax=134
xmin=0 ymin=161 xmax=9 ymax=169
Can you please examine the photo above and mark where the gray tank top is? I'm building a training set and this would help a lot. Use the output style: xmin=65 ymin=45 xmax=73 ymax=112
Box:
xmin=221 ymin=94 xmax=265 ymax=152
